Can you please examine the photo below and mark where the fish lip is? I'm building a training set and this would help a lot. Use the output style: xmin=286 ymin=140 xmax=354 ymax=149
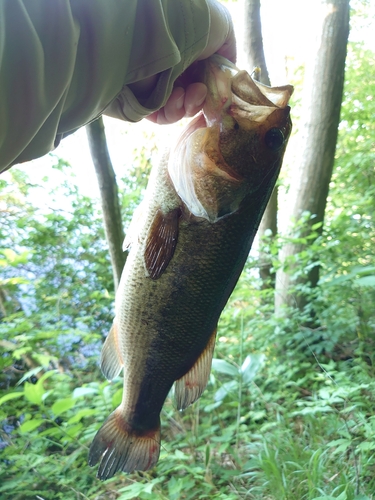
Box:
xmin=202 ymin=57 xmax=234 ymax=127
xmin=202 ymin=55 xmax=293 ymax=129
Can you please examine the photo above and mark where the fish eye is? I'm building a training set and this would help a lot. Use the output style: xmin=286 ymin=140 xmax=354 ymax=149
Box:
xmin=265 ymin=128 xmax=285 ymax=151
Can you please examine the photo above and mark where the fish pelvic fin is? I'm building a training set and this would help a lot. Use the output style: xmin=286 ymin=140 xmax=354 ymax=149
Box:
xmin=174 ymin=329 xmax=217 ymax=410
xmin=100 ymin=319 xmax=123 ymax=380
xmin=88 ymin=406 xmax=161 ymax=480
xmin=144 ymin=207 xmax=180 ymax=279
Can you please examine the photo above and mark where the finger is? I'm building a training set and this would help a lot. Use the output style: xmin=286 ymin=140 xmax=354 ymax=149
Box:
xmin=184 ymin=83 xmax=207 ymax=117
xmin=162 ymin=87 xmax=186 ymax=123
xmin=146 ymin=87 xmax=185 ymax=124
xmin=145 ymin=110 xmax=159 ymax=123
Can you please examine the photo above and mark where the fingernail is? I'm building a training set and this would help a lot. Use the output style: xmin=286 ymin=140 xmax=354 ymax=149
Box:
xmin=195 ymin=94 xmax=206 ymax=107
xmin=176 ymin=93 xmax=185 ymax=110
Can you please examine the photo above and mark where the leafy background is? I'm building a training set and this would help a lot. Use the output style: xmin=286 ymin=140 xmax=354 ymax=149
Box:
xmin=1 ymin=14 xmax=375 ymax=500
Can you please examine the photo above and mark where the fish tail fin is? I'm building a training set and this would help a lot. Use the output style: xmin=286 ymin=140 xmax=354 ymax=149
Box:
xmin=174 ymin=329 xmax=216 ymax=410
xmin=88 ymin=406 xmax=161 ymax=480
xmin=100 ymin=319 xmax=123 ymax=380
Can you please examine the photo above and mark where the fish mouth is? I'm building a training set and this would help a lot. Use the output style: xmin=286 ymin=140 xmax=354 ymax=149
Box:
xmin=202 ymin=55 xmax=293 ymax=128
xmin=176 ymin=55 xmax=293 ymax=139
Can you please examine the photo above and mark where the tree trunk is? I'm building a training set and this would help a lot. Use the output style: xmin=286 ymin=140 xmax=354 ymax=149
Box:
xmin=275 ymin=0 xmax=350 ymax=315
xmin=243 ymin=0 xmax=277 ymax=287
xmin=243 ymin=0 xmax=271 ymax=87
xmin=86 ymin=117 xmax=126 ymax=291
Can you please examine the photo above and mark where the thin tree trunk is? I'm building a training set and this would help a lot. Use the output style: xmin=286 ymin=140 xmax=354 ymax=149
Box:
xmin=243 ymin=0 xmax=270 ymax=87
xmin=243 ymin=0 xmax=277 ymax=287
xmin=275 ymin=0 xmax=350 ymax=315
xmin=86 ymin=117 xmax=126 ymax=291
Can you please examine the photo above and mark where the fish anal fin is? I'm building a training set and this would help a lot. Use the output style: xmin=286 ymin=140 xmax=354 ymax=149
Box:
xmin=174 ymin=329 xmax=217 ymax=411
xmin=144 ymin=208 xmax=180 ymax=280
xmin=88 ymin=406 xmax=161 ymax=480
xmin=100 ymin=319 xmax=123 ymax=381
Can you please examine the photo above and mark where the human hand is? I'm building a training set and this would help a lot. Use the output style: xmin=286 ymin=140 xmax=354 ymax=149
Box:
xmin=145 ymin=0 xmax=236 ymax=124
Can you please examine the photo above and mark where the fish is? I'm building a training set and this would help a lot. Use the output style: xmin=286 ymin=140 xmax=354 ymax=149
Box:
xmin=88 ymin=55 xmax=293 ymax=480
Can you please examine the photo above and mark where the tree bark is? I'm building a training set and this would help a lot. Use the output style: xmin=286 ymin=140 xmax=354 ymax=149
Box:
xmin=243 ymin=0 xmax=277 ymax=287
xmin=243 ymin=0 xmax=271 ymax=87
xmin=275 ymin=0 xmax=350 ymax=315
xmin=86 ymin=117 xmax=126 ymax=291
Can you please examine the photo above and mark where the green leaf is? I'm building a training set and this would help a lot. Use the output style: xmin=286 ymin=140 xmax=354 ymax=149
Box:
xmin=327 ymin=438 xmax=352 ymax=455
xmin=38 ymin=427 xmax=61 ymax=438
xmin=72 ymin=386 xmax=98 ymax=398
xmin=204 ymin=401 xmax=223 ymax=412
xmin=0 ymin=277 xmax=30 ymax=285
xmin=357 ymin=441 xmax=375 ymax=451
xmin=355 ymin=275 xmax=375 ymax=287
xmin=20 ymin=371 xmax=55 ymax=405
xmin=112 ymin=388 xmax=123 ymax=407
xmin=118 ymin=483 xmax=149 ymax=499
xmin=0 ymin=480 xmax=22 ymax=492
xmin=311 ymin=497 xmax=339 ymax=500
xmin=38 ymin=370 xmax=58 ymax=384
xmin=0 ymin=391 xmax=24 ymax=406
xmin=0 ymin=248 xmax=17 ymax=262
xmin=51 ymin=397 xmax=75 ymax=417
xmin=241 ymin=354 xmax=265 ymax=384
xmin=292 ymin=405 xmax=333 ymax=416
xmin=16 ymin=367 xmax=43 ymax=386
xmin=24 ymin=381 xmax=45 ymax=405
xmin=311 ymin=221 xmax=323 ymax=230
xmin=19 ymin=418 xmax=45 ymax=433
xmin=211 ymin=359 xmax=238 ymax=376
xmin=67 ymin=408 xmax=97 ymax=424
xmin=63 ymin=423 xmax=83 ymax=438
xmin=214 ymin=380 xmax=238 ymax=402
xmin=352 ymin=265 xmax=375 ymax=275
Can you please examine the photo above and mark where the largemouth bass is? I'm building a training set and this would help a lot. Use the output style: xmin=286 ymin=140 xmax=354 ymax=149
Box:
xmin=89 ymin=55 xmax=293 ymax=480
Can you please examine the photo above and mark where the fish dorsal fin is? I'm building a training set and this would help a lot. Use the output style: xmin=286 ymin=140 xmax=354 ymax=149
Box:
xmin=174 ymin=328 xmax=217 ymax=410
xmin=144 ymin=208 xmax=180 ymax=280
xmin=100 ymin=319 xmax=123 ymax=380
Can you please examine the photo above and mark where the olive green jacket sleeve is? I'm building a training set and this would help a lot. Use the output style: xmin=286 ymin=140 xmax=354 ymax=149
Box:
xmin=0 ymin=0 xmax=209 ymax=173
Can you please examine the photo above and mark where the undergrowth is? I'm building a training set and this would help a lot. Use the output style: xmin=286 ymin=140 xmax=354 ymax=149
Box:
xmin=1 ymin=242 xmax=375 ymax=499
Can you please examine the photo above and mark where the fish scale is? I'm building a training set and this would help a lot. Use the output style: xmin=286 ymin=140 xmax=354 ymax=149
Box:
xmin=88 ymin=55 xmax=293 ymax=480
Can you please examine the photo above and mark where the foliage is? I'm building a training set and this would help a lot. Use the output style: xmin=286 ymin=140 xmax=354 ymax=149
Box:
xmin=0 ymin=42 xmax=375 ymax=500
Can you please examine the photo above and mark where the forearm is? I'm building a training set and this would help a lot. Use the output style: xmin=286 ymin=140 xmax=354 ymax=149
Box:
xmin=0 ymin=0 xmax=210 ymax=173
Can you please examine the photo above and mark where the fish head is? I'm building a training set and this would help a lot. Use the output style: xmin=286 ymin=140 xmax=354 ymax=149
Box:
xmin=205 ymin=57 xmax=293 ymax=186
xmin=168 ymin=55 xmax=293 ymax=222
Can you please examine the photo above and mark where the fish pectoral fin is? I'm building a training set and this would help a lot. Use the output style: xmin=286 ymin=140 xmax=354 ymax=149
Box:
xmin=100 ymin=319 xmax=123 ymax=380
xmin=88 ymin=406 xmax=161 ymax=480
xmin=174 ymin=328 xmax=217 ymax=411
xmin=144 ymin=207 xmax=180 ymax=280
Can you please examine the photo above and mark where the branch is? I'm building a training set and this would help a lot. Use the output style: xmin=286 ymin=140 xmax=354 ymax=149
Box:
xmin=86 ymin=118 xmax=126 ymax=291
